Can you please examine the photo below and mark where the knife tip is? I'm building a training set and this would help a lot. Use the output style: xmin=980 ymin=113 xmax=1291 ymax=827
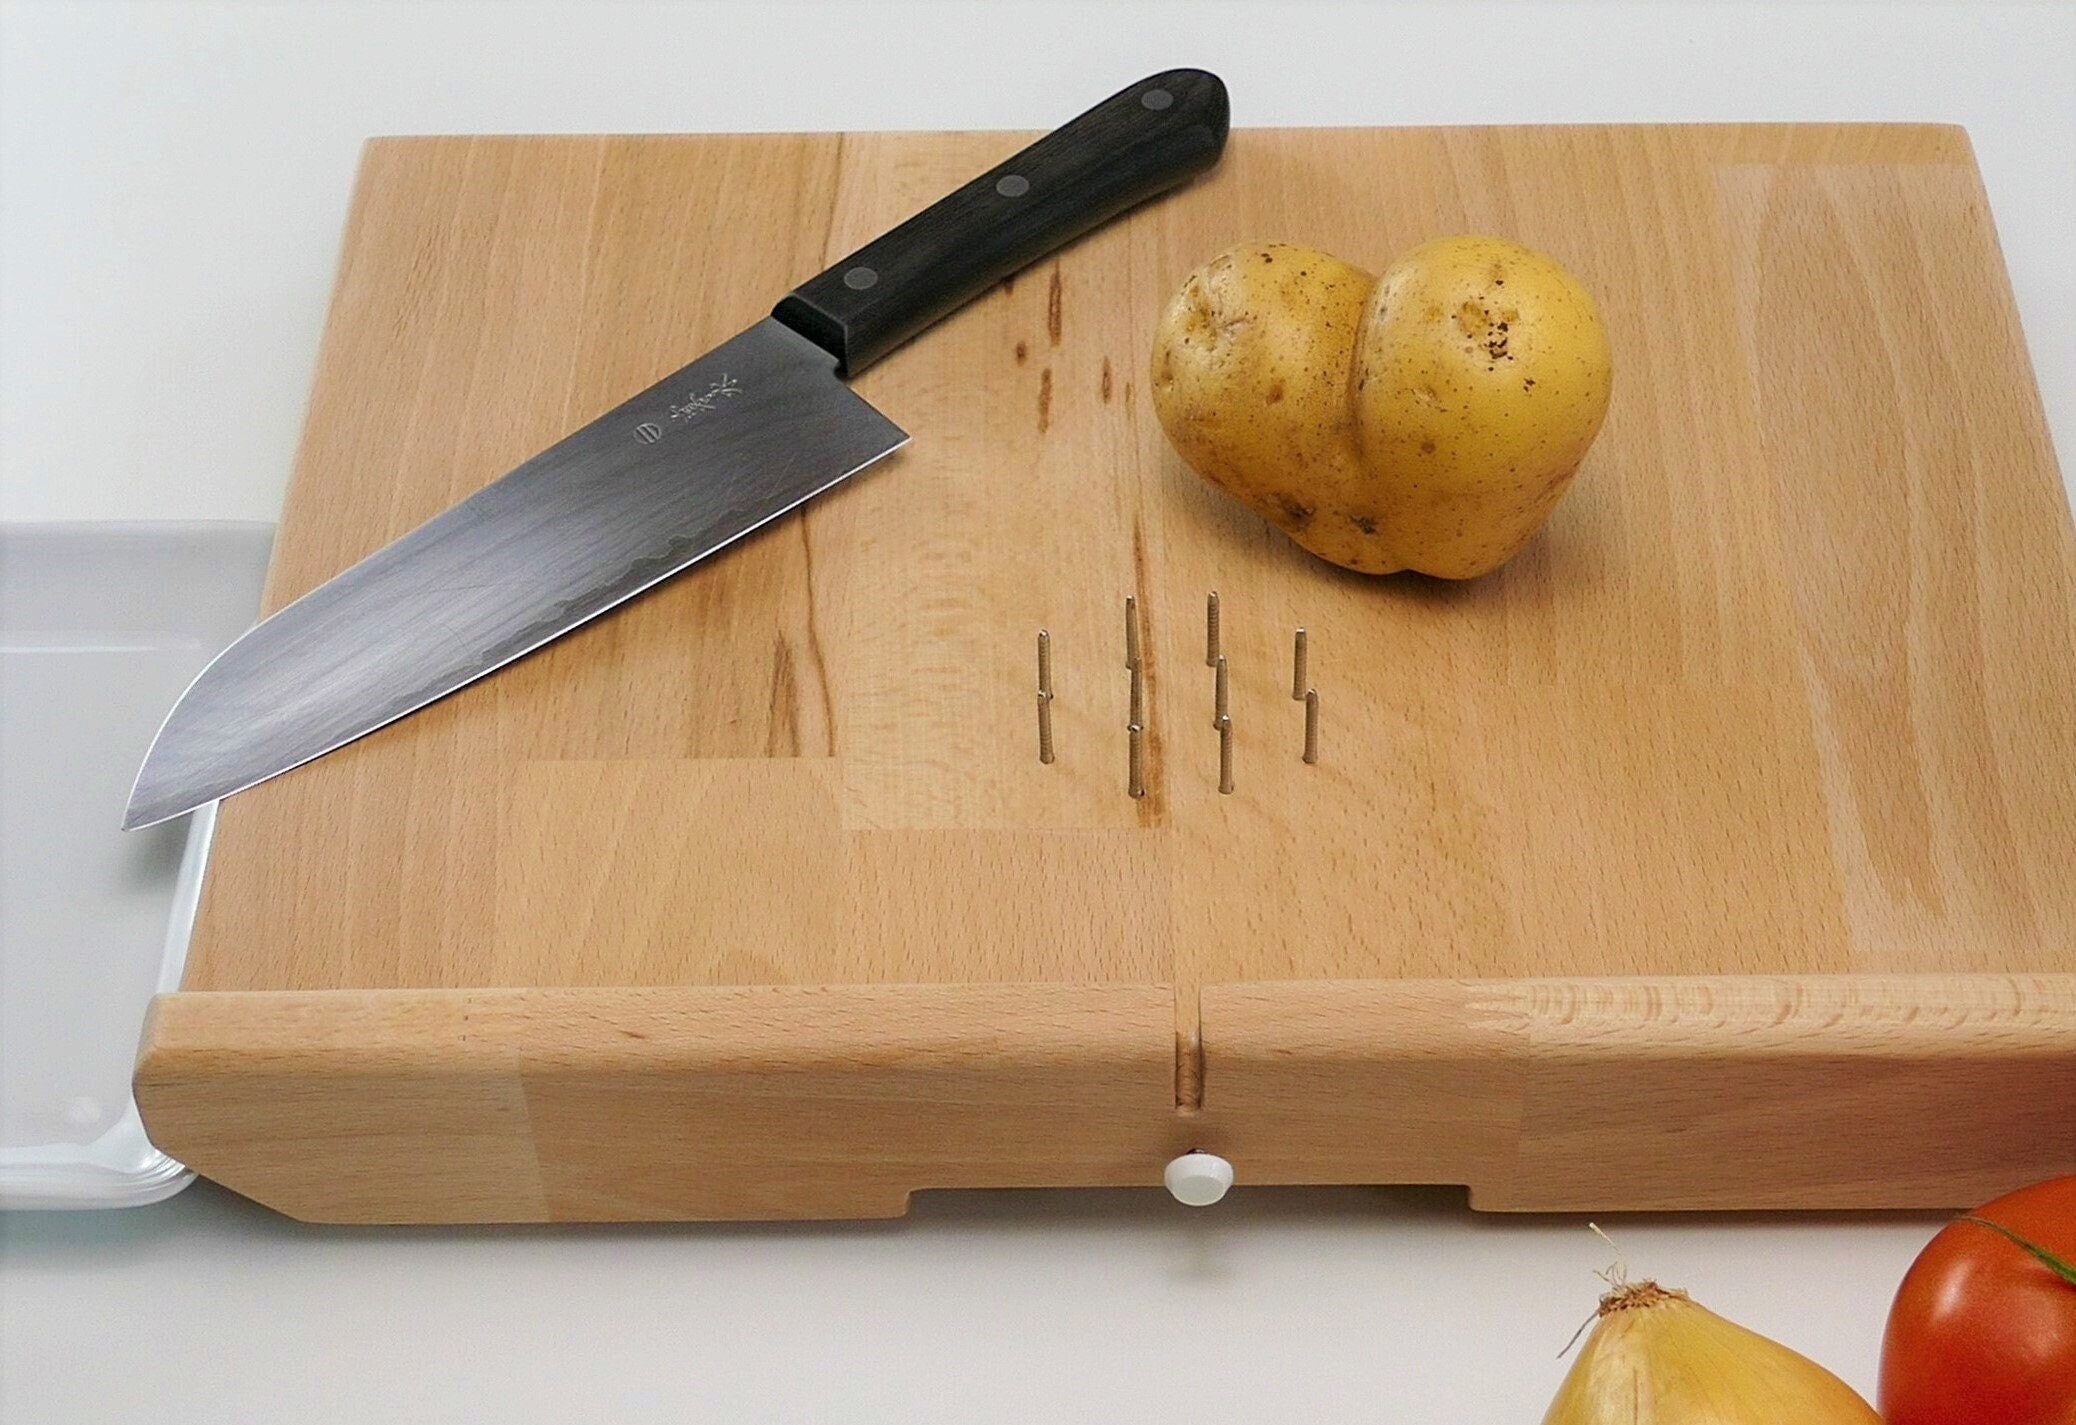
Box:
xmin=120 ymin=789 xmax=181 ymax=832
xmin=122 ymin=754 xmax=196 ymax=831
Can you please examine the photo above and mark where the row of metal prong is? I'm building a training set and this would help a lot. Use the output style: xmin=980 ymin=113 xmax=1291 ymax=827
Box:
xmin=1036 ymin=629 xmax=1055 ymax=764
xmin=1296 ymin=628 xmax=1318 ymax=763
xmin=1296 ymin=626 xmax=1318 ymax=765
xmin=1214 ymin=597 xmax=1233 ymax=793
xmin=1208 ymin=608 xmax=1322 ymax=791
xmin=1126 ymin=597 xmax=1147 ymax=797
xmin=1041 ymin=602 xmax=1315 ymax=787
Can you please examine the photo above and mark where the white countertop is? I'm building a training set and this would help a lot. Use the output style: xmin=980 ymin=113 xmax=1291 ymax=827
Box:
xmin=3 ymin=2 xmax=2069 ymax=1419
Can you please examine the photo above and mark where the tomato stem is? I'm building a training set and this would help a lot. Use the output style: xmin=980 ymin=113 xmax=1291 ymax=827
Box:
xmin=1960 ymin=1214 xmax=2076 ymax=1287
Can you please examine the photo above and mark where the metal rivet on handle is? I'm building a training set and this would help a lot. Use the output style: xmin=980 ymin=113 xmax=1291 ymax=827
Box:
xmin=1141 ymin=88 xmax=1174 ymax=111
xmin=843 ymin=266 xmax=879 ymax=291
xmin=995 ymin=174 xmax=1030 ymax=198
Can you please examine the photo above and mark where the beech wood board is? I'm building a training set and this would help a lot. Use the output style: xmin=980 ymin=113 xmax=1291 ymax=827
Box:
xmin=138 ymin=123 xmax=2076 ymax=1222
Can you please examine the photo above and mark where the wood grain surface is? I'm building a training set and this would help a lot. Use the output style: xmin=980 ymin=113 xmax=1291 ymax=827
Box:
xmin=1196 ymin=975 xmax=2076 ymax=1211
xmin=139 ymin=975 xmax=2076 ymax=1222
xmin=139 ymin=984 xmax=1180 ymax=1222
xmin=140 ymin=123 xmax=2076 ymax=1220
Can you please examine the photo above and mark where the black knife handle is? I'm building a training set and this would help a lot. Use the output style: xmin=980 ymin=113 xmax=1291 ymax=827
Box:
xmin=773 ymin=69 xmax=1228 ymax=376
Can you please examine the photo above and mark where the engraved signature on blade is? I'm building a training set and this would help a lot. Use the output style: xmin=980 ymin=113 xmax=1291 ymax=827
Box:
xmin=632 ymin=373 xmax=743 ymax=444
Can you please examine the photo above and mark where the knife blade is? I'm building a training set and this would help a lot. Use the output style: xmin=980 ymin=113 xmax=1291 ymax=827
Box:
xmin=125 ymin=69 xmax=1229 ymax=829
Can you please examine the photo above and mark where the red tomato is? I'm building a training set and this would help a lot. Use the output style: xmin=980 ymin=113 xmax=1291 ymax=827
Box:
xmin=1880 ymin=1175 xmax=2076 ymax=1425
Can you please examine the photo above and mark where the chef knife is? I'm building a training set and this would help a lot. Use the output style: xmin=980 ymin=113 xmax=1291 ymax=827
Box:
xmin=125 ymin=69 xmax=1228 ymax=829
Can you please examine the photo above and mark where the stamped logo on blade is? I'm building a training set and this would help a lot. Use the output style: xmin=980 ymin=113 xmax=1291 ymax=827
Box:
xmin=635 ymin=373 xmax=743 ymax=444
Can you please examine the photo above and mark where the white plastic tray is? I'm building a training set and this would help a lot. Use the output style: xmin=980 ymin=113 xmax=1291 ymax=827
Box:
xmin=0 ymin=522 xmax=272 ymax=1208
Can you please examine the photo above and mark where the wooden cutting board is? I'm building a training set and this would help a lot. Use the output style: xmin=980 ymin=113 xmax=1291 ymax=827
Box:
xmin=136 ymin=123 xmax=2076 ymax=1223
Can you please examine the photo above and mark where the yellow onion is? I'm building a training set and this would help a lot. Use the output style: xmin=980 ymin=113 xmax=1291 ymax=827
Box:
xmin=1543 ymin=1280 xmax=1880 ymax=1424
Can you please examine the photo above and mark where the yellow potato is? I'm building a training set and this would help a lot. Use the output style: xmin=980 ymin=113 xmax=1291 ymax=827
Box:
xmin=1149 ymin=242 xmax=1377 ymax=555
xmin=1351 ymin=236 xmax=1612 ymax=577
xmin=1151 ymin=235 xmax=1612 ymax=578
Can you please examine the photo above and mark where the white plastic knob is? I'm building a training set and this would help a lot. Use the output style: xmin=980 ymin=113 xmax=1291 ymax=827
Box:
xmin=1163 ymin=1151 xmax=1234 ymax=1207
